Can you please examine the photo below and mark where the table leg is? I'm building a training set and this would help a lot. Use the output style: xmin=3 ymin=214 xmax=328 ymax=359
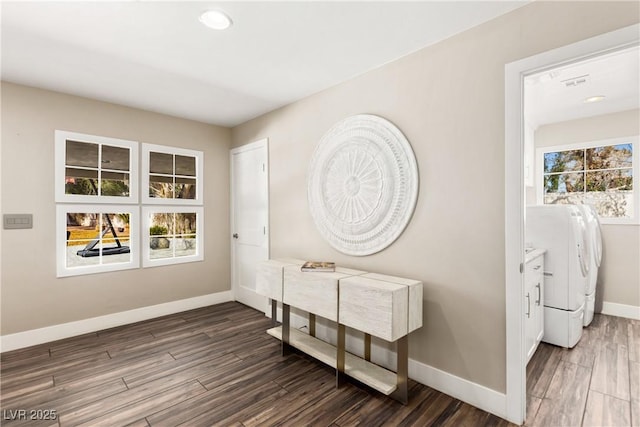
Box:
xmin=364 ymin=333 xmax=371 ymax=361
xmin=390 ymin=335 xmax=408 ymax=404
xmin=271 ymin=299 xmax=278 ymax=327
xmin=309 ymin=313 xmax=316 ymax=337
xmin=336 ymin=323 xmax=346 ymax=388
xmin=282 ymin=303 xmax=292 ymax=356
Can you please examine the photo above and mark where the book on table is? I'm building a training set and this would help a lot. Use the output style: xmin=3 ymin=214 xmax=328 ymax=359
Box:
xmin=300 ymin=261 xmax=335 ymax=272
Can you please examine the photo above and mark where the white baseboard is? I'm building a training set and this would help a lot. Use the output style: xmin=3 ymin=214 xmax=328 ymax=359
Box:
xmin=0 ymin=291 xmax=233 ymax=352
xmin=269 ymin=303 xmax=509 ymax=422
xmin=408 ymin=357 xmax=508 ymax=421
xmin=601 ymin=301 xmax=640 ymax=320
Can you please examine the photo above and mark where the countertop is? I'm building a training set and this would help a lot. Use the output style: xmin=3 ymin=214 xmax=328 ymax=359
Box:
xmin=525 ymin=248 xmax=546 ymax=264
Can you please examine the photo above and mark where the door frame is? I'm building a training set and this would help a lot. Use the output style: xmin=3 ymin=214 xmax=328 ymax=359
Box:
xmin=504 ymin=24 xmax=639 ymax=424
xmin=230 ymin=138 xmax=270 ymax=310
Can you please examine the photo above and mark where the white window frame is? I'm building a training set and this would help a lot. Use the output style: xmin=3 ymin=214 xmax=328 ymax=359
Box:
xmin=56 ymin=204 xmax=140 ymax=277
xmin=142 ymin=206 xmax=204 ymax=267
xmin=536 ymin=135 xmax=639 ymax=225
xmin=141 ymin=143 xmax=203 ymax=205
xmin=55 ymin=130 xmax=139 ymax=204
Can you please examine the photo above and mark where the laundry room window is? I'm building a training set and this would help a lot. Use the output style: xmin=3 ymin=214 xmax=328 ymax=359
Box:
xmin=537 ymin=136 xmax=639 ymax=224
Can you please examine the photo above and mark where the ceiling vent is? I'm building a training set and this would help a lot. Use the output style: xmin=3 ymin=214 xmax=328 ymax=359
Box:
xmin=561 ymin=74 xmax=590 ymax=87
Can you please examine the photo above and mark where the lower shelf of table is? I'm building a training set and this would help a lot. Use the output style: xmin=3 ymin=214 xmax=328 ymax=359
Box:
xmin=266 ymin=325 xmax=397 ymax=395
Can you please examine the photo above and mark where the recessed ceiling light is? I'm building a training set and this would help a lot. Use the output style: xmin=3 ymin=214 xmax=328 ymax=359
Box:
xmin=199 ymin=10 xmax=232 ymax=30
xmin=584 ymin=95 xmax=606 ymax=104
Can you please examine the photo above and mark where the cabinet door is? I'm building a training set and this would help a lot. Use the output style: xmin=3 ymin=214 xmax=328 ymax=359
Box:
xmin=525 ymin=280 xmax=536 ymax=363
xmin=534 ymin=277 xmax=544 ymax=343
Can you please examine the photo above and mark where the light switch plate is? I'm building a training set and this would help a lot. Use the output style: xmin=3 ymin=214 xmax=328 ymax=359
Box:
xmin=3 ymin=214 xmax=33 ymax=229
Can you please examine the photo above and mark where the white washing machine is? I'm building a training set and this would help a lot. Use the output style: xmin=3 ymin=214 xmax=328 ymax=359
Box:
xmin=526 ymin=205 xmax=589 ymax=348
xmin=577 ymin=204 xmax=602 ymax=326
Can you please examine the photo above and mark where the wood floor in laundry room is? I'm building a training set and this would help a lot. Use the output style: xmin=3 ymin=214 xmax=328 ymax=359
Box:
xmin=526 ymin=313 xmax=640 ymax=426
xmin=0 ymin=301 xmax=512 ymax=427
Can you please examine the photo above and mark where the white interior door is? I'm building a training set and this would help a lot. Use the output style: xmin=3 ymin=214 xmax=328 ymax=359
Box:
xmin=230 ymin=139 xmax=269 ymax=312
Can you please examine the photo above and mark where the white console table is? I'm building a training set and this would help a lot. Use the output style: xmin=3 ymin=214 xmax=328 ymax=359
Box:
xmin=256 ymin=258 xmax=423 ymax=403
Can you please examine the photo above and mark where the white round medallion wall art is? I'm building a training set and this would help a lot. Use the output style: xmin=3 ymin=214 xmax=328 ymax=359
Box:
xmin=307 ymin=114 xmax=419 ymax=256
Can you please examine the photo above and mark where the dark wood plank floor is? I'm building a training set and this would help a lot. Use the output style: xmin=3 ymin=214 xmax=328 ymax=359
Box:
xmin=526 ymin=313 xmax=640 ymax=426
xmin=1 ymin=302 xmax=512 ymax=426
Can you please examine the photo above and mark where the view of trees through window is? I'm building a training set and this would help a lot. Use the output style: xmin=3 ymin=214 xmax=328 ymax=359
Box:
xmin=543 ymin=143 xmax=634 ymax=218
xmin=65 ymin=140 xmax=130 ymax=197
xmin=148 ymin=212 xmax=197 ymax=259
xmin=148 ymin=152 xmax=196 ymax=199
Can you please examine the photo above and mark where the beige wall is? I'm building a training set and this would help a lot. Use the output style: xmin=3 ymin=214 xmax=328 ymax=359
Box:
xmin=1 ymin=82 xmax=232 ymax=335
xmin=231 ymin=2 xmax=639 ymax=392
xmin=533 ymin=109 xmax=640 ymax=309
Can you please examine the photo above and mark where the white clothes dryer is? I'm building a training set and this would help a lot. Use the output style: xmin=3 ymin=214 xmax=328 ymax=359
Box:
xmin=577 ymin=204 xmax=602 ymax=326
xmin=526 ymin=205 xmax=589 ymax=348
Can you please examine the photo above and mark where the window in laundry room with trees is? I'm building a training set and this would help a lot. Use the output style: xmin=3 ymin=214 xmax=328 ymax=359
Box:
xmin=537 ymin=136 xmax=639 ymax=224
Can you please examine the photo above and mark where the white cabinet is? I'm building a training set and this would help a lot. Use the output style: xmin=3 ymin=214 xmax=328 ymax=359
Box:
xmin=525 ymin=249 xmax=545 ymax=363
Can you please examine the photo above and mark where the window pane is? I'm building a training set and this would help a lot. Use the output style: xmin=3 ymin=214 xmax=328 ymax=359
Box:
xmin=544 ymin=172 xmax=584 ymax=193
xmin=543 ymin=193 xmax=585 ymax=206
xmin=65 ymin=168 xmax=98 ymax=195
xmin=149 ymin=213 xmax=174 ymax=235
xmin=175 ymin=214 xmax=197 ymax=257
xmin=149 ymin=152 xmax=173 ymax=174
xmin=175 ymin=213 xmax=197 ymax=234
xmin=586 ymin=169 xmax=633 ymax=192
xmin=101 ymin=172 xmax=130 ymax=197
xmin=149 ymin=175 xmax=174 ymax=198
xmin=101 ymin=145 xmax=130 ymax=171
xmin=586 ymin=144 xmax=633 ymax=170
xmin=66 ymin=212 xmax=100 ymax=267
xmin=544 ymin=150 xmax=584 ymax=173
xmin=175 ymin=178 xmax=196 ymax=199
xmin=584 ymin=191 xmax=634 ymax=218
xmin=175 ymin=234 xmax=197 ymax=257
xmin=149 ymin=213 xmax=174 ymax=258
xmin=67 ymin=239 xmax=101 ymax=268
xmin=175 ymin=155 xmax=196 ymax=176
xmin=99 ymin=213 xmax=131 ymax=263
xmin=66 ymin=140 xmax=99 ymax=168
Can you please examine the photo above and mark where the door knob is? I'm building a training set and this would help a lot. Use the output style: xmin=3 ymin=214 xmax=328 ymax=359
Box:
xmin=233 ymin=233 xmax=239 ymax=239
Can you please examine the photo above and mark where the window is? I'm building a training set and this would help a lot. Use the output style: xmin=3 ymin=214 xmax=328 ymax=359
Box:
xmin=141 ymin=143 xmax=204 ymax=267
xmin=55 ymin=133 xmax=205 ymax=276
xmin=57 ymin=205 xmax=139 ymax=277
xmin=142 ymin=207 xmax=204 ymax=267
xmin=537 ymin=136 xmax=638 ymax=224
xmin=55 ymin=131 xmax=138 ymax=204
xmin=142 ymin=143 xmax=203 ymax=205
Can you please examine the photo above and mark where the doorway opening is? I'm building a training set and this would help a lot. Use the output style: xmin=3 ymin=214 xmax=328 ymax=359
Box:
xmin=505 ymin=24 xmax=639 ymax=425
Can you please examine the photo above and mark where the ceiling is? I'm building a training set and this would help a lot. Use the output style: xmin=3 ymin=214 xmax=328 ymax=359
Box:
xmin=1 ymin=1 xmax=530 ymax=127
xmin=525 ymin=46 xmax=640 ymax=128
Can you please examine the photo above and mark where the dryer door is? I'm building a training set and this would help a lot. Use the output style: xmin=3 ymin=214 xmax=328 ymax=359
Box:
xmin=585 ymin=205 xmax=603 ymax=267
xmin=593 ymin=217 xmax=603 ymax=267
xmin=573 ymin=213 xmax=590 ymax=278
